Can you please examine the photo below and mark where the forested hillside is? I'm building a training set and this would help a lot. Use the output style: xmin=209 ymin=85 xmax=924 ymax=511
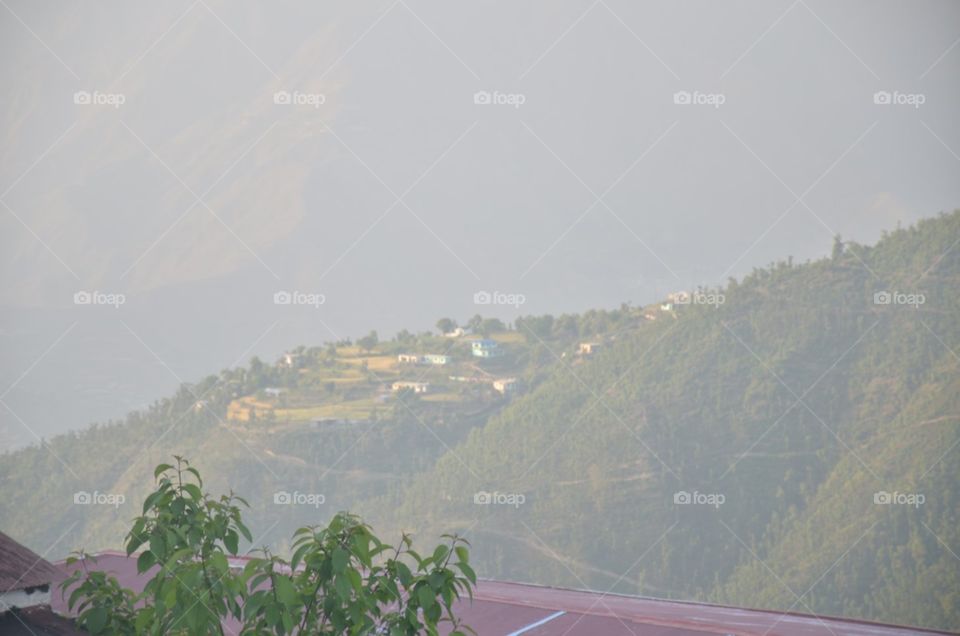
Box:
xmin=1 ymin=212 xmax=958 ymax=631
xmin=365 ymin=211 xmax=960 ymax=630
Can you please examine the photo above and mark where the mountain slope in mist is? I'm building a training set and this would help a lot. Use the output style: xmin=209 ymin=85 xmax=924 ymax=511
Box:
xmin=0 ymin=211 xmax=957 ymax=630
xmin=367 ymin=211 xmax=960 ymax=630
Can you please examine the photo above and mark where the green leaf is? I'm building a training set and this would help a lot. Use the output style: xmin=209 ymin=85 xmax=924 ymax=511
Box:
xmin=236 ymin=520 xmax=253 ymax=543
xmin=163 ymin=584 xmax=177 ymax=609
xmin=224 ymin=530 xmax=239 ymax=555
xmin=135 ymin=608 xmax=154 ymax=633
xmin=455 ymin=545 xmax=469 ymax=564
xmin=243 ymin=592 xmax=264 ymax=619
xmin=353 ymin=533 xmax=371 ymax=566
xmin=154 ymin=463 xmax=173 ymax=479
xmin=291 ymin=543 xmax=310 ymax=571
xmin=125 ymin=535 xmax=145 ymax=556
xmin=417 ymin=584 xmax=435 ymax=610
xmin=182 ymin=483 xmax=202 ymax=501
xmin=184 ymin=466 xmax=203 ymax=485
xmin=163 ymin=547 xmax=195 ymax=569
xmin=425 ymin=601 xmax=441 ymax=625
xmin=347 ymin=568 xmax=363 ymax=593
xmin=266 ymin=604 xmax=280 ymax=626
xmin=274 ymin=575 xmax=298 ymax=606
xmin=395 ymin=561 xmax=413 ymax=587
xmin=210 ymin=551 xmax=229 ymax=575
xmin=67 ymin=586 xmax=85 ymax=611
xmin=85 ymin=606 xmax=108 ymax=633
xmin=333 ymin=547 xmax=349 ymax=573
xmin=455 ymin=562 xmax=477 ymax=584
xmin=141 ymin=491 xmax=161 ymax=515
xmin=334 ymin=573 xmax=352 ymax=600
xmin=136 ymin=550 xmax=155 ymax=573
xmin=149 ymin=534 xmax=166 ymax=561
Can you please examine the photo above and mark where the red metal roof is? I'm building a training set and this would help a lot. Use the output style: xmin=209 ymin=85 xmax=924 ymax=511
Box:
xmin=0 ymin=531 xmax=81 ymax=635
xmin=51 ymin=553 xmax=953 ymax=636
xmin=462 ymin=581 xmax=955 ymax=636
xmin=0 ymin=606 xmax=84 ymax=636
xmin=0 ymin=530 xmax=62 ymax=592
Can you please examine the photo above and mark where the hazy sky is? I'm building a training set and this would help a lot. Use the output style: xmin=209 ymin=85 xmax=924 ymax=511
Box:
xmin=2 ymin=0 xmax=959 ymax=447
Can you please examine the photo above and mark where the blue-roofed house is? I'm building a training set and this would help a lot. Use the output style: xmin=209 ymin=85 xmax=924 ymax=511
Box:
xmin=471 ymin=339 xmax=502 ymax=358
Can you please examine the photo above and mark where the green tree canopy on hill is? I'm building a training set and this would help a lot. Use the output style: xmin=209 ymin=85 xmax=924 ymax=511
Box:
xmin=436 ymin=318 xmax=457 ymax=334
xmin=357 ymin=331 xmax=379 ymax=353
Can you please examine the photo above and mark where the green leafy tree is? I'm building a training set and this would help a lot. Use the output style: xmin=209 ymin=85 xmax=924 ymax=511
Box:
xmin=62 ymin=457 xmax=476 ymax=635
xmin=515 ymin=315 xmax=553 ymax=343
xmin=831 ymin=234 xmax=844 ymax=260
xmin=479 ymin=318 xmax=505 ymax=337
xmin=436 ymin=318 xmax=457 ymax=334
xmin=357 ymin=331 xmax=379 ymax=353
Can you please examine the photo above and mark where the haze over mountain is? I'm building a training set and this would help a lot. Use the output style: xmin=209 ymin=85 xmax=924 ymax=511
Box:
xmin=2 ymin=1 xmax=959 ymax=448
xmin=2 ymin=211 xmax=958 ymax=630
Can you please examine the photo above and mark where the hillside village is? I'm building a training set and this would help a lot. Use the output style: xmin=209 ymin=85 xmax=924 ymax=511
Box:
xmin=225 ymin=331 xmax=535 ymax=425
xmin=220 ymin=293 xmax=713 ymax=429
xmin=224 ymin=330 xmax=520 ymax=425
